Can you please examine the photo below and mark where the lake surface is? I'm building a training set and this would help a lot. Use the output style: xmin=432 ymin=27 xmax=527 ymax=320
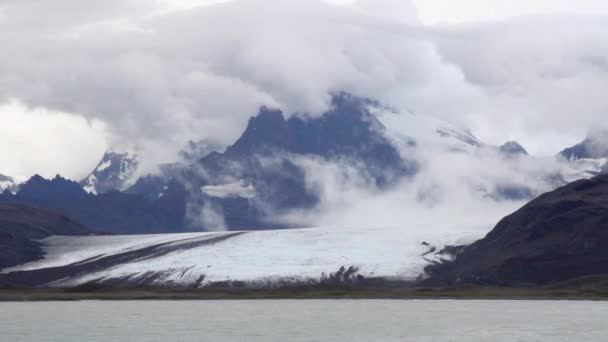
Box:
xmin=1 ymin=300 xmax=607 ymax=341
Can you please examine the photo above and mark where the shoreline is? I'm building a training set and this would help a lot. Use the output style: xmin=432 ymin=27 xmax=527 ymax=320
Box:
xmin=2 ymin=286 xmax=608 ymax=301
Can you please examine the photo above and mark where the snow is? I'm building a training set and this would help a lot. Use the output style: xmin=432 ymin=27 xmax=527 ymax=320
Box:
xmin=3 ymin=227 xmax=481 ymax=287
xmin=82 ymin=174 xmax=98 ymax=194
xmin=0 ymin=180 xmax=15 ymax=192
xmin=202 ymin=180 xmax=256 ymax=199
xmin=95 ymin=159 xmax=113 ymax=172
xmin=80 ymin=149 xmax=139 ymax=193
xmin=0 ymin=174 xmax=17 ymax=193
xmin=1 ymin=233 xmax=212 ymax=274
xmin=373 ymin=107 xmax=481 ymax=153
xmin=572 ymin=158 xmax=607 ymax=174
xmin=558 ymin=157 xmax=607 ymax=183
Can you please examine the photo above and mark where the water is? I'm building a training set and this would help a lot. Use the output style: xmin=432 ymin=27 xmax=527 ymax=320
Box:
xmin=1 ymin=300 xmax=607 ymax=341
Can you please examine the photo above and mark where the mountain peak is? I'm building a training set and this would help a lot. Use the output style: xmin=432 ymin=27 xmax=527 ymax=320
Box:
xmin=226 ymin=107 xmax=290 ymax=155
xmin=499 ymin=141 xmax=528 ymax=157
xmin=80 ymin=150 xmax=139 ymax=194
xmin=559 ymin=130 xmax=608 ymax=161
xmin=226 ymin=94 xmax=404 ymax=162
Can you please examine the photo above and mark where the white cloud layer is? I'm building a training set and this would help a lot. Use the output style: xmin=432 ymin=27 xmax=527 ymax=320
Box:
xmin=412 ymin=0 xmax=608 ymax=25
xmin=1 ymin=0 xmax=608 ymax=179
xmin=0 ymin=101 xmax=108 ymax=180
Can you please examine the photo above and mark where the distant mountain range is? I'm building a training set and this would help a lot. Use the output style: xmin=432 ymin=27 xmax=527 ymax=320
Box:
xmin=0 ymin=94 xmax=414 ymax=233
xmin=1 ymin=93 xmax=607 ymax=235
xmin=2 ymin=93 xmax=608 ymax=289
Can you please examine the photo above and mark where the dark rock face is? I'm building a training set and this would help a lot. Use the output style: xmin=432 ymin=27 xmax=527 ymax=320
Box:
xmin=428 ymin=175 xmax=608 ymax=286
xmin=0 ymin=204 xmax=89 ymax=271
xmin=132 ymin=93 xmax=415 ymax=231
xmin=226 ymin=93 xmax=413 ymax=188
xmin=193 ymin=93 xmax=415 ymax=215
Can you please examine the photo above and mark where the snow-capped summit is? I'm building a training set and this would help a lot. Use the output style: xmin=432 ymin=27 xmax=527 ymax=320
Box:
xmin=372 ymin=108 xmax=483 ymax=153
xmin=0 ymin=174 xmax=18 ymax=194
xmin=80 ymin=150 xmax=139 ymax=194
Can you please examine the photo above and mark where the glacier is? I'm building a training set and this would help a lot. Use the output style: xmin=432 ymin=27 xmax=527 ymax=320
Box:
xmin=2 ymin=227 xmax=482 ymax=288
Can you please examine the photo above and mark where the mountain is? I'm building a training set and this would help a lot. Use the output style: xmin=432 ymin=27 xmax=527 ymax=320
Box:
xmin=427 ymin=174 xmax=608 ymax=286
xmin=181 ymin=93 xmax=417 ymax=224
xmin=0 ymin=204 xmax=90 ymax=271
xmin=0 ymin=175 xmax=186 ymax=234
xmin=224 ymin=94 xmax=415 ymax=180
xmin=0 ymin=94 xmax=413 ymax=234
xmin=499 ymin=141 xmax=528 ymax=157
xmin=558 ymin=130 xmax=608 ymax=175
xmin=373 ymin=108 xmax=483 ymax=152
xmin=0 ymin=93 xmax=577 ymax=234
xmin=80 ymin=150 xmax=139 ymax=194
xmin=0 ymin=174 xmax=18 ymax=194
xmin=559 ymin=129 xmax=608 ymax=161
xmin=179 ymin=140 xmax=225 ymax=162
xmin=19 ymin=175 xmax=88 ymax=202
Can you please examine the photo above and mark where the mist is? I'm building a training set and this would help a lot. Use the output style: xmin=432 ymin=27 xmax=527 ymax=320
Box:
xmin=2 ymin=0 xmax=607 ymax=237
xmin=4 ymin=0 xmax=608 ymax=181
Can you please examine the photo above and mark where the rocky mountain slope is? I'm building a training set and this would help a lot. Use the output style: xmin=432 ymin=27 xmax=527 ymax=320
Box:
xmin=0 ymin=204 xmax=89 ymax=270
xmin=428 ymin=174 xmax=608 ymax=286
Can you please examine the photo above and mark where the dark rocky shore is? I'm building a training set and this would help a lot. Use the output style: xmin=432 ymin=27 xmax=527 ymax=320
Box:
xmin=3 ymin=275 xmax=608 ymax=301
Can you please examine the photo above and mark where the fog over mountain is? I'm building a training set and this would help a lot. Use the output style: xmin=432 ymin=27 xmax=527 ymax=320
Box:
xmin=2 ymin=0 xmax=608 ymax=233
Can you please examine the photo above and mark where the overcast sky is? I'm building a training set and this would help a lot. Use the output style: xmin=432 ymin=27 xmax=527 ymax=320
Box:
xmin=1 ymin=0 xmax=607 ymax=180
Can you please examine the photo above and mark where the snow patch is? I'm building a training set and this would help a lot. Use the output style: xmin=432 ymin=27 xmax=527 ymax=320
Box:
xmin=95 ymin=159 xmax=113 ymax=172
xmin=202 ymin=180 xmax=256 ymax=199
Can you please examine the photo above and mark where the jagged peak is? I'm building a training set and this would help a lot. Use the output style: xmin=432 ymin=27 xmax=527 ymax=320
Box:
xmin=18 ymin=174 xmax=88 ymax=201
xmin=80 ymin=148 xmax=140 ymax=195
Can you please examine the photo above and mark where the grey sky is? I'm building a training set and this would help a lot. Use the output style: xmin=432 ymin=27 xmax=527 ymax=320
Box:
xmin=1 ymin=0 xmax=607 ymax=179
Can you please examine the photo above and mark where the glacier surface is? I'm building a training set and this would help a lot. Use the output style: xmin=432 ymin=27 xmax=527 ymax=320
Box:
xmin=4 ymin=227 xmax=482 ymax=287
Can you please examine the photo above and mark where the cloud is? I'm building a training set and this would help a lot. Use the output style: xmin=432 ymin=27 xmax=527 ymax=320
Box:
xmin=0 ymin=100 xmax=108 ymax=180
xmin=275 ymin=112 xmax=566 ymax=236
xmin=430 ymin=15 xmax=608 ymax=154
xmin=2 ymin=0 xmax=608 ymax=180
xmin=412 ymin=0 xmax=608 ymax=25
xmin=2 ymin=0 xmax=606 ymax=244
xmin=1 ymin=0 xmax=481 ymax=178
